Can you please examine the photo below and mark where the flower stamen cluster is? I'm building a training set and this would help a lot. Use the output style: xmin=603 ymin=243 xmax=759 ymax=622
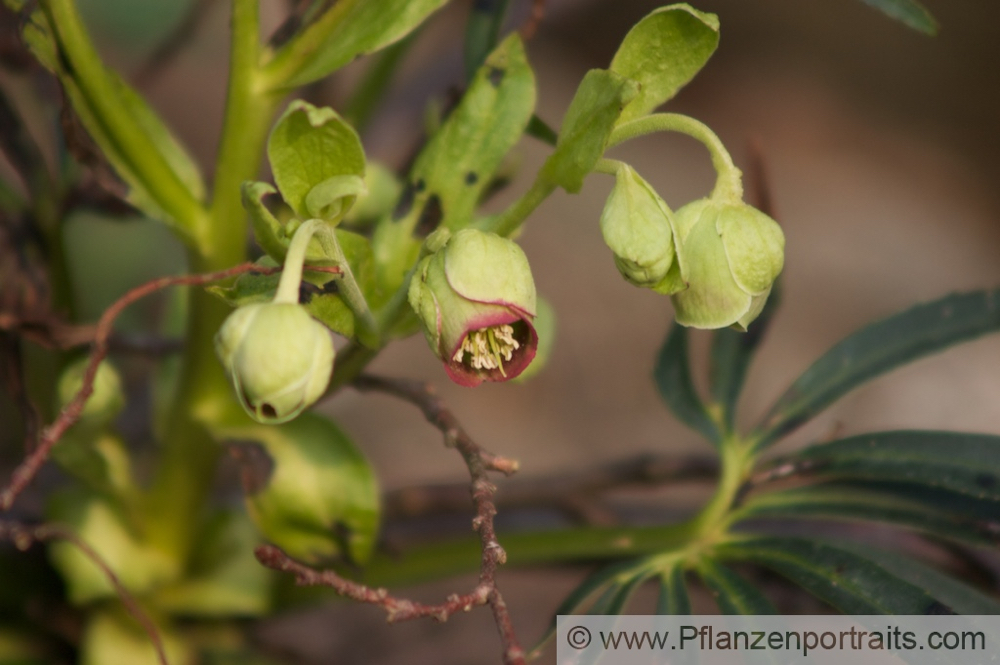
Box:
xmin=453 ymin=324 xmax=521 ymax=376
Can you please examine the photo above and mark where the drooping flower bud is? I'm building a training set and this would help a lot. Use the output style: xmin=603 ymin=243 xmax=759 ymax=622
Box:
xmin=670 ymin=199 xmax=784 ymax=330
xmin=215 ymin=303 xmax=334 ymax=423
xmin=600 ymin=164 xmax=685 ymax=294
xmin=408 ymin=229 xmax=538 ymax=386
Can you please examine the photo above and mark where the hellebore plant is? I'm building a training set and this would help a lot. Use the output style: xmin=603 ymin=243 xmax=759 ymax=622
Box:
xmin=9 ymin=1 xmax=999 ymax=665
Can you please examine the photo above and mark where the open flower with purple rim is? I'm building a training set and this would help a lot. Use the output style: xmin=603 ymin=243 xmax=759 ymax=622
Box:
xmin=408 ymin=229 xmax=538 ymax=387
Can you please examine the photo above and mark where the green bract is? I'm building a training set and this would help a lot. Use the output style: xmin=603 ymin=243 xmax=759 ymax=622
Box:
xmin=600 ymin=164 xmax=684 ymax=293
xmin=670 ymin=199 xmax=785 ymax=330
xmin=214 ymin=302 xmax=334 ymax=423
xmin=408 ymin=229 xmax=538 ymax=387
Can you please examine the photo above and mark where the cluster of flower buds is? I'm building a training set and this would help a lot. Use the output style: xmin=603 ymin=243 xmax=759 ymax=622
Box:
xmin=408 ymin=229 xmax=539 ymax=387
xmin=601 ymin=165 xmax=784 ymax=331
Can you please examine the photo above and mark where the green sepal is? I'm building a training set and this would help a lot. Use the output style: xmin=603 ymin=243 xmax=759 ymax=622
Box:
xmin=219 ymin=413 xmax=379 ymax=565
xmin=610 ymin=4 xmax=720 ymax=125
xmin=513 ymin=296 xmax=555 ymax=383
xmin=543 ymin=69 xmax=639 ymax=193
xmin=600 ymin=164 xmax=678 ymax=288
xmin=268 ymin=101 xmax=366 ymax=221
xmin=152 ymin=510 xmax=273 ymax=617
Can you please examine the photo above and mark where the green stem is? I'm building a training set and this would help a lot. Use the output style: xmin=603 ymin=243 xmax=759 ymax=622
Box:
xmin=41 ymin=0 xmax=206 ymax=239
xmin=478 ymin=174 xmax=556 ymax=238
xmin=146 ymin=0 xmax=277 ymax=561
xmin=608 ymin=113 xmax=743 ymax=203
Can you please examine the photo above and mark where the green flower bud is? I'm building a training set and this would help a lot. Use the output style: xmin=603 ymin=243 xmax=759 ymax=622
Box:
xmin=408 ymin=228 xmax=538 ymax=387
xmin=670 ymin=199 xmax=784 ymax=330
xmin=57 ymin=358 xmax=124 ymax=425
xmin=600 ymin=164 xmax=684 ymax=293
xmin=215 ymin=303 xmax=334 ymax=423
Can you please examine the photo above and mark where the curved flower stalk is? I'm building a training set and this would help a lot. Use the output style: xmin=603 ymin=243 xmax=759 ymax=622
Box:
xmin=408 ymin=229 xmax=538 ymax=386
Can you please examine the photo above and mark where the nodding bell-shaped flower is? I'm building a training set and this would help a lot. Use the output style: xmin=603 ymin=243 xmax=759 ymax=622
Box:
xmin=215 ymin=303 xmax=334 ymax=423
xmin=670 ymin=199 xmax=784 ymax=331
xmin=408 ymin=229 xmax=538 ymax=387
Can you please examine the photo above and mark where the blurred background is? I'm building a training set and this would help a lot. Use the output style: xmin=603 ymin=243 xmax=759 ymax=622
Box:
xmin=3 ymin=0 xmax=1000 ymax=662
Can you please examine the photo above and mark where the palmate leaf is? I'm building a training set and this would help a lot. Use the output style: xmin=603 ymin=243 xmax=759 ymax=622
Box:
xmin=753 ymin=289 xmax=1000 ymax=450
xmin=856 ymin=0 xmax=939 ymax=35
xmin=733 ymin=483 xmax=1000 ymax=547
xmin=654 ymin=323 xmax=722 ymax=446
xmin=715 ymin=536 xmax=952 ymax=614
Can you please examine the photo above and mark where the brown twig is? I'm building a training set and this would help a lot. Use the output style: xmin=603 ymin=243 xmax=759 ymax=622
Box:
xmin=257 ymin=374 xmax=527 ymax=665
xmin=0 ymin=520 xmax=169 ymax=665
xmin=383 ymin=452 xmax=719 ymax=523
xmin=519 ymin=0 xmax=546 ymax=40
xmin=0 ymin=261 xmax=347 ymax=510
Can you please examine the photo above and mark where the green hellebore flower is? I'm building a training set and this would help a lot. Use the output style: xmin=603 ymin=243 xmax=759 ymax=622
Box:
xmin=408 ymin=229 xmax=538 ymax=387
xmin=670 ymin=198 xmax=785 ymax=330
xmin=215 ymin=302 xmax=334 ymax=423
xmin=599 ymin=164 xmax=684 ymax=293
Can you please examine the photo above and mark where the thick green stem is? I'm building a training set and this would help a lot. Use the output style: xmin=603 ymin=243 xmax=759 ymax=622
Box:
xmin=609 ymin=113 xmax=743 ymax=203
xmin=146 ymin=0 xmax=278 ymax=560
xmin=478 ymin=175 xmax=556 ymax=238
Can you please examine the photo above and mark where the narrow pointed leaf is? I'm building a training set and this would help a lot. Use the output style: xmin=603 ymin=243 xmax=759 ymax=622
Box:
xmin=857 ymin=0 xmax=938 ymax=35
xmin=733 ymin=484 xmax=1000 ymax=547
xmin=656 ymin=564 xmax=691 ymax=615
xmin=697 ymin=559 xmax=776 ymax=614
xmin=783 ymin=430 xmax=1000 ymax=502
xmin=654 ymin=323 xmax=722 ymax=445
xmin=716 ymin=536 xmax=951 ymax=614
xmin=610 ymin=4 xmax=720 ymax=124
xmin=836 ymin=543 xmax=1000 ymax=615
xmin=709 ymin=279 xmax=781 ymax=431
xmin=754 ymin=289 xmax=1000 ymax=450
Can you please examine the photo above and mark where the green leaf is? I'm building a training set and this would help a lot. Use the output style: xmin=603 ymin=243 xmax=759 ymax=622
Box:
xmin=857 ymin=0 xmax=939 ymax=35
xmin=754 ymin=289 xmax=1000 ymax=450
xmin=709 ymin=280 xmax=781 ymax=432
xmin=654 ymin=323 xmax=722 ymax=446
xmin=835 ymin=543 xmax=1000 ymax=614
xmin=656 ymin=564 xmax=691 ymax=615
xmin=716 ymin=536 xmax=950 ymax=614
xmin=18 ymin=3 xmax=203 ymax=233
xmin=242 ymin=182 xmax=290 ymax=262
xmin=372 ymin=35 xmax=534 ymax=292
xmin=733 ymin=484 xmax=1000 ymax=547
xmin=152 ymin=511 xmax=273 ymax=617
xmin=218 ymin=413 xmax=380 ymax=565
xmin=80 ymin=607 xmax=191 ymax=665
xmin=696 ymin=558 xmax=777 ymax=614
xmin=411 ymin=34 xmax=535 ymax=231
xmin=609 ymin=4 xmax=720 ymax=125
xmin=268 ymin=101 xmax=366 ymax=220
xmin=783 ymin=430 xmax=1000 ymax=502
xmin=46 ymin=488 xmax=179 ymax=604
xmin=463 ymin=0 xmax=509 ymax=81
xmin=267 ymin=0 xmax=450 ymax=88
xmin=543 ymin=69 xmax=639 ymax=193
